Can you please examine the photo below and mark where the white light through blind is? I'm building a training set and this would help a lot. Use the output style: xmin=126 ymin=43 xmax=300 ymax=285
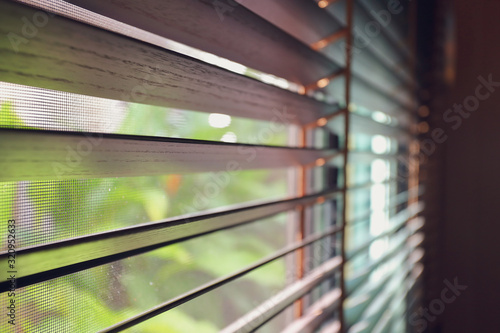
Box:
xmin=0 ymin=0 xmax=423 ymax=332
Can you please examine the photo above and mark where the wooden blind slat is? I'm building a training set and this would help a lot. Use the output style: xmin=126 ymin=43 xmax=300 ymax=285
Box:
xmin=0 ymin=0 xmax=337 ymax=125
xmin=237 ymin=0 xmax=413 ymax=90
xmin=0 ymin=129 xmax=339 ymax=181
xmin=282 ymin=288 xmax=342 ymax=333
xmin=66 ymin=0 xmax=341 ymax=86
xmin=346 ymin=203 xmax=423 ymax=260
xmin=220 ymin=257 xmax=343 ymax=333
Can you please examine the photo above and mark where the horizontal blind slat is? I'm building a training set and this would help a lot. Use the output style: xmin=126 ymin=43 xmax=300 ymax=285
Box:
xmin=347 ymin=190 xmax=415 ymax=226
xmin=347 ymin=266 xmax=417 ymax=333
xmin=356 ymin=0 xmax=411 ymax=57
xmin=220 ymin=257 xmax=343 ymax=333
xmin=65 ymin=0 xmax=341 ymax=86
xmin=319 ymin=321 xmax=341 ymax=333
xmin=325 ymin=1 xmax=414 ymax=84
xmin=346 ymin=238 xmax=406 ymax=296
xmin=238 ymin=0 xmax=414 ymax=88
xmin=346 ymin=203 xmax=423 ymax=260
xmin=346 ymin=248 xmax=424 ymax=330
xmin=345 ymin=255 xmax=410 ymax=330
xmin=0 ymin=129 xmax=339 ymax=181
xmin=0 ymin=0 xmax=336 ymax=125
xmin=326 ymin=113 xmax=411 ymax=142
xmin=348 ymin=151 xmax=407 ymax=164
xmin=281 ymin=288 xmax=342 ymax=333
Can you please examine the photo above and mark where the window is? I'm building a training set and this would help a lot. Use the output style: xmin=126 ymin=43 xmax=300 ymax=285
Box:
xmin=0 ymin=0 xmax=423 ymax=332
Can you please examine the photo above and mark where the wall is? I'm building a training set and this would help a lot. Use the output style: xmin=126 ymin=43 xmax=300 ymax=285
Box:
xmin=432 ymin=1 xmax=500 ymax=332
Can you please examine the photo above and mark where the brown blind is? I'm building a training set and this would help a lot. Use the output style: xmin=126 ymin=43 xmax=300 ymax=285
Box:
xmin=0 ymin=0 xmax=422 ymax=332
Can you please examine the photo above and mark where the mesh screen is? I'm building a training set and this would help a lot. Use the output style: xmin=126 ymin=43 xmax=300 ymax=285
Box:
xmin=0 ymin=168 xmax=289 ymax=248
xmin=0 ymin=214 xmax=291 ymax=332
xmin=0 ymin=82 xmax=290 ymax=145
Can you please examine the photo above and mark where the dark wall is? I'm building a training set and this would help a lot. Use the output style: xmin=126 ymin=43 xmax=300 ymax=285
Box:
xmin=435 ymin=1 xmax=500 ymax=332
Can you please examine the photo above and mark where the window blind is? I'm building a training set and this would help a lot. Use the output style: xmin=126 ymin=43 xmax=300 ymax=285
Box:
xmin=0 ymin=0 xmax=423 ymax=332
